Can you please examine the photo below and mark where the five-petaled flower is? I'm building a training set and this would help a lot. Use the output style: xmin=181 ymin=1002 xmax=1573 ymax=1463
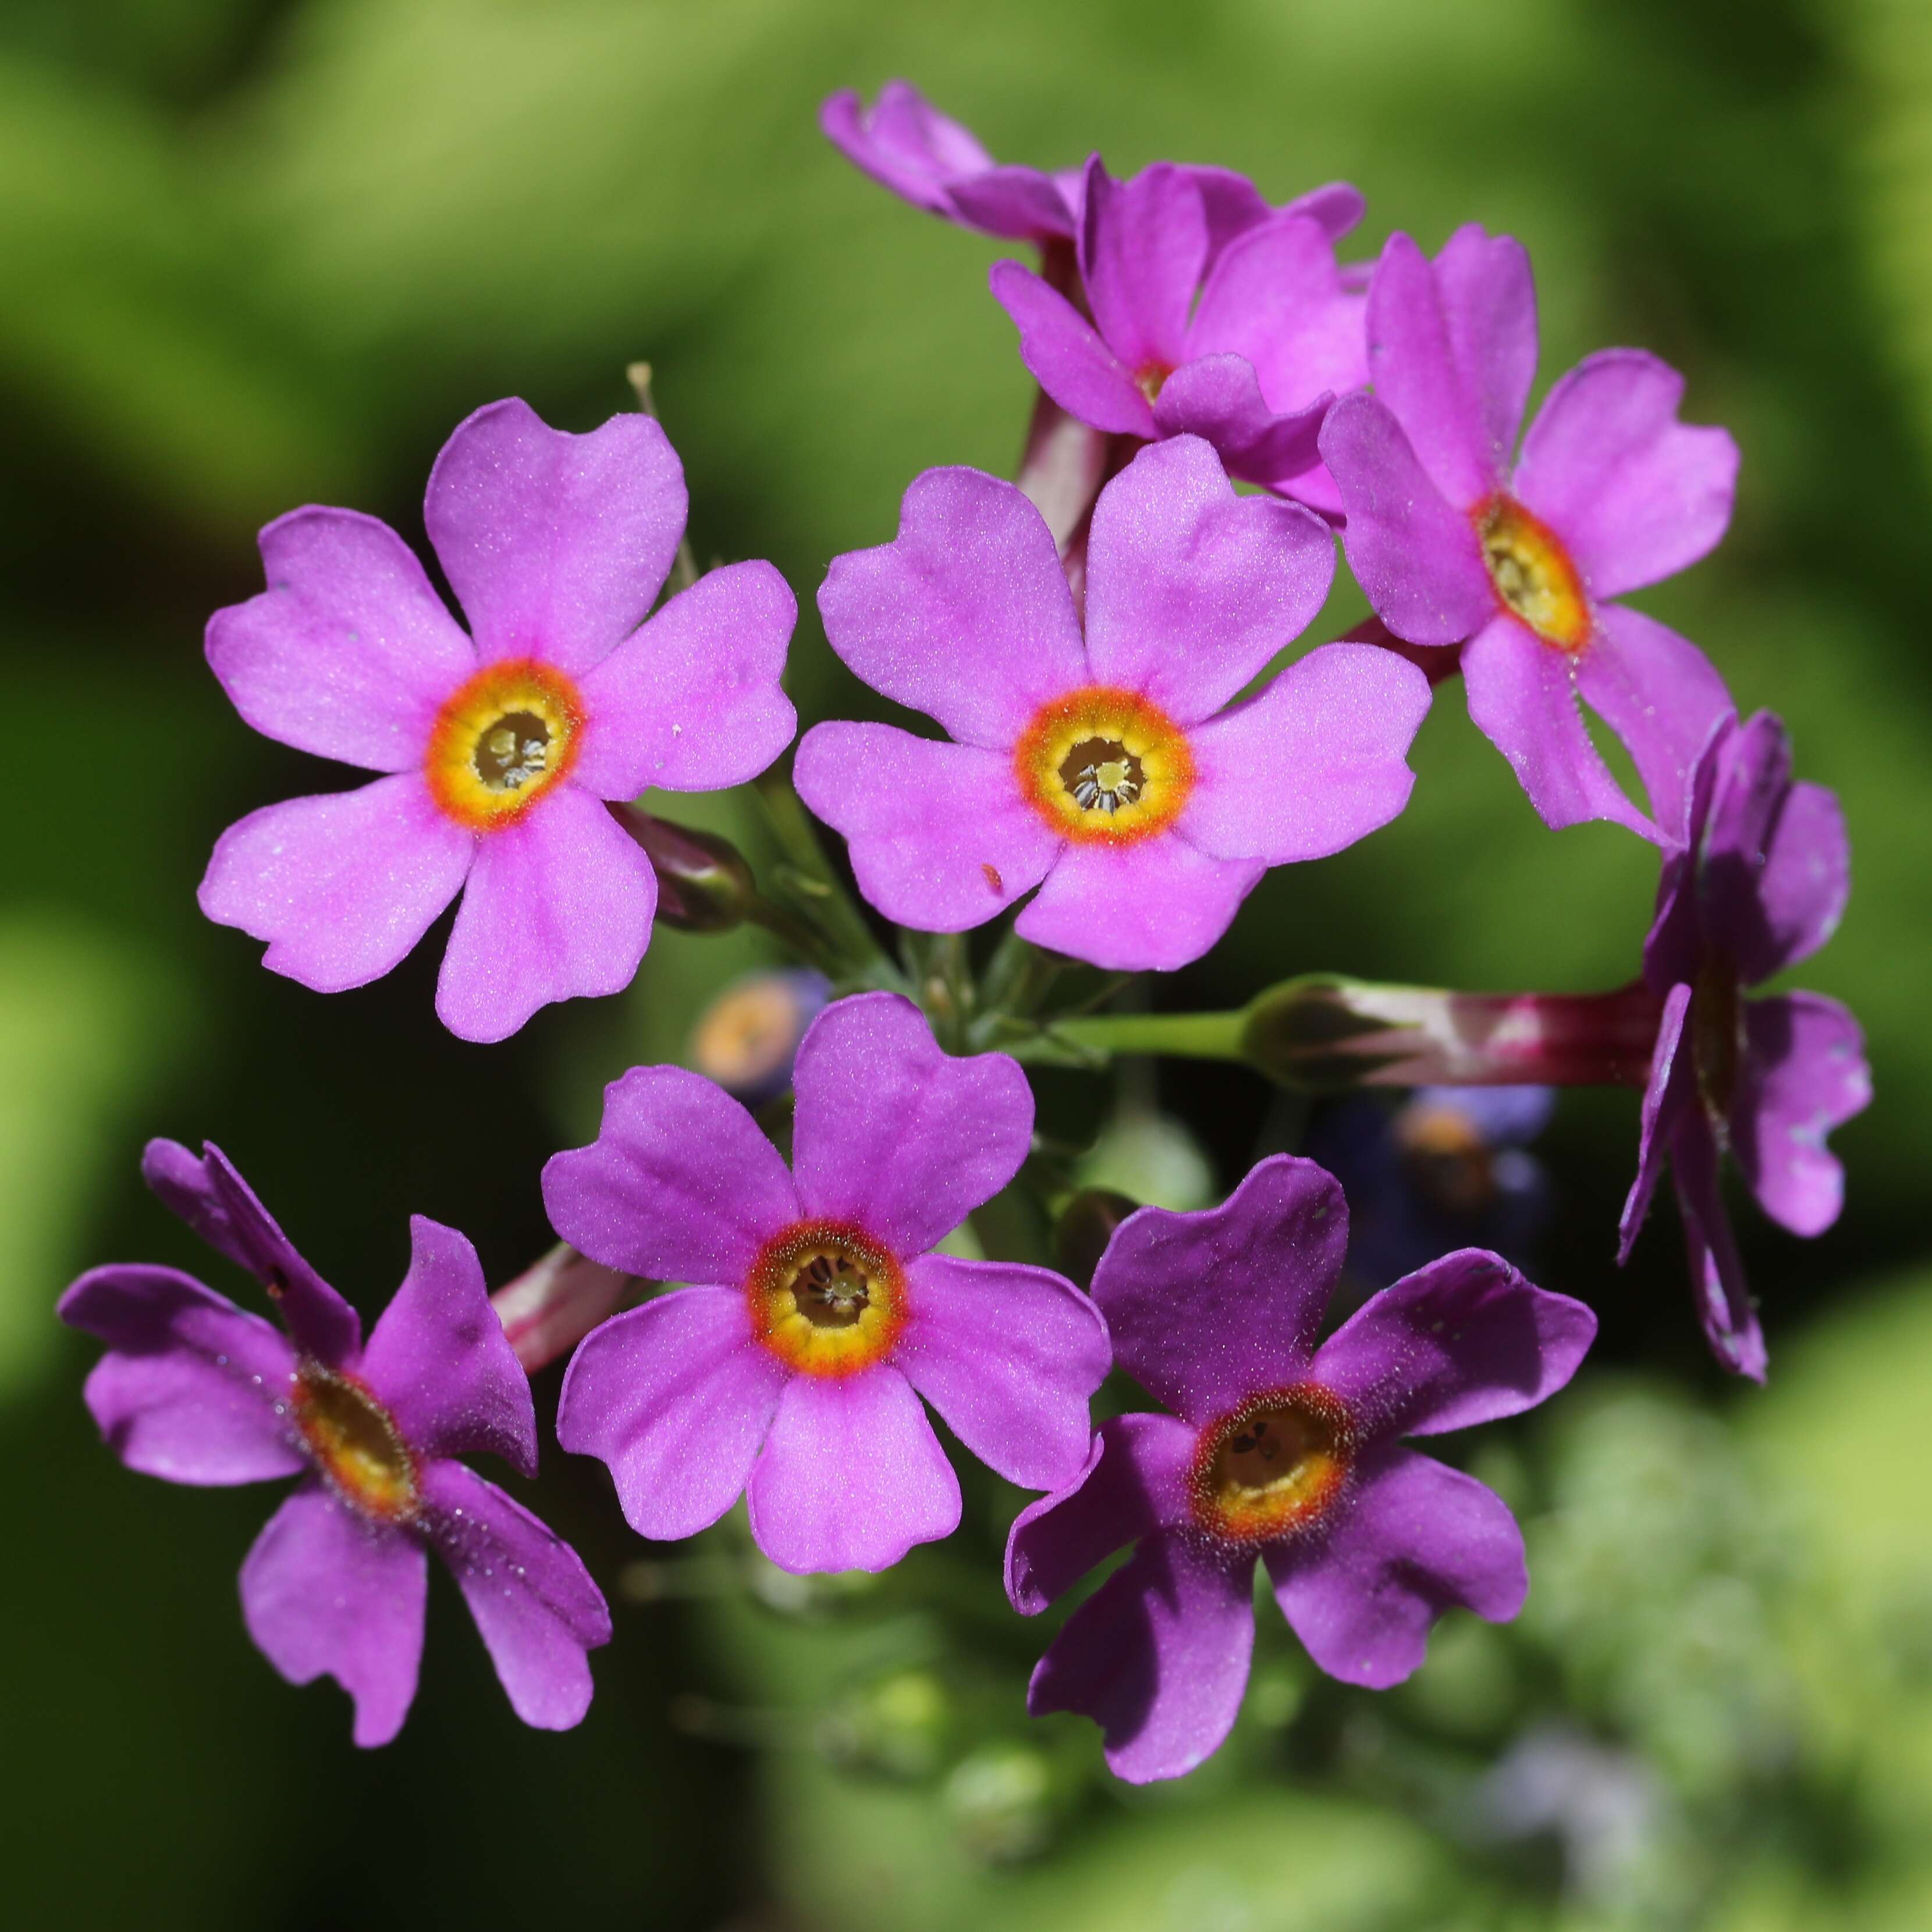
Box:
xmin=1006 ymin=1153 xmax=1596 ymax=1783
xmin=992 ymin=156 xmax=1367 ymax=507
xmin=59 ymin=1140 xmax=610 ymax=1746
xmin=544 ymin=992 xmax=1111 ymax=1574
xmin=795 ymin=436 xmax=1431 ymax=973
xmin=199 ymin=397 xmax=797 ymax=1042
xmin=1618 ymin=712 xmax=1869 ymax=1379
xmin=1320 ymin=225 xmax=1736 ymax=842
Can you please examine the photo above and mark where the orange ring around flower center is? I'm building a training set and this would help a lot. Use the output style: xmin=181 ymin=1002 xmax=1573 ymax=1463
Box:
xmin=747 ymin=1220 xmax=905 ymax=1378
xmin=292 ymin=1363 xmax=421 ymax=1523
xmin=424 ymin=656 xmax=584 ymax=830
xmin=1189 ymin=1382 xmax=1355 ymax=1545
xmin=1013 ymin=685 xmax=1194 ymax=844
xmin=1474 ymin=494 xmax=1593 ymax=654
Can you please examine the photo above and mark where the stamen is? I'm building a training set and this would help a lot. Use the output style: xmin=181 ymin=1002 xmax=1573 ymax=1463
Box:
xmin=1191 ymin=1384 xmax=1355 ymax=1544
xmin=473 ymin=709 xmax=552 ymax=792
xmin=292 ymin=1364 xmax=420 ymax=1523
xmin=1014 ymin=688 xmax=1192 ymax=845
xmin=425 ymin=657 xmax=582 ymax=830
xmin=748 ymin=1221 xmax=905 ymax=1376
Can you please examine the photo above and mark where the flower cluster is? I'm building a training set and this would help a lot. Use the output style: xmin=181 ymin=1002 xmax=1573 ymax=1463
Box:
xmin=60 ymin=79 xmax=1867 ymax=1776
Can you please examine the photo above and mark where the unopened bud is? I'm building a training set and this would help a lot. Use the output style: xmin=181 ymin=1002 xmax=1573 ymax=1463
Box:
xmin=609 ymin=803 xmax=754 ymax=932
xmin=491 ymin=1242 xmax=633 ymax=1373
xmin=1052 ymin=1188 xmax=1140 ymax=1291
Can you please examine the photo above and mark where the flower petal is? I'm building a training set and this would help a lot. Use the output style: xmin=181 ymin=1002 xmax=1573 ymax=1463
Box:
xmin=817 ymin=464 xmax=1091 ymax=750
xmin=1310 ymin=1249 xmax=1596 ymax=1440
xmin=556 ymin=1287 xmax=787 ymax=1542
xmin=1511 ymin=349 xmax=1738 ymax=597
xmin=746 ymin=1368 xmax=961 ymax=1574
xmin=1027 ymin=1528 xmax=1255 ymax=1784
xmin=419 ymin=1459 xmax=610 ymax=1731
xmin=791 ymin=992 xmax=1032 ymax=1258
xmin=542 ymin=1066 xmax=799 ymax=1284
xmin=1577 ymin=606 xmax=1734 ymax=847
xmin=1149 ymin=356 xmax=1329 ymax=490
xmin=1461 ymin=614 xmax=1656 ymax=837
xmin=239 ymin=1478 xmax=428 ymax=1748
xmin=819 ymin=82 xmax=993 ymax=218
xmin=1366 ymin=226 xmax=1536 ymax=507
xmin=571 ymin=561 xmax=797 ymax=799
xmin=894 ymin=1253 xmax=1110 ymax=1491
xmin=1014 ymin=832 xmax=1263 ymax=973
xmin=1181 ymin=641 xmax=1428 ymax=863
xmin=358 ymin=1217 xmax=537 ymax=1477
xmin=1704 ymin=714 xmax=1849 ymax=983
xmin=989 ymin=261 xmax=1155 ymax=437
xmin=793 ymin=723 xmax=1059 ymax=931
xmin=946 ymin=166 xmax=1079 ymax=241
xmin=199 ymin=775 xmax=474 ymax=995
xmin=1321 ymin=393 xmax=1496 ymax=647
xmin=208 ymin=508 xmax=475 ymax=772
xmin=1082 ymin=436 xmax=1336 ymax=720
xmin=1267 ymin=1444 xmax=1526 ymax=1687
xmin=1617 ymin=981 xmax=1695 ymax=1265
xmin=1733 ymin=993 xmax=1870 ymax=1238
xmin=434 ymin=784 xmax=655 ymax=1042
xmin=1668 ymin=1109 xmax=1766 ymax=1380
xmin=1078 ymin=158 xmax=1205 ymax=377
xmin=424 ymin=399 xmax=686 ymax=674
xmin=1005 ymin=1411 xmax=1198 ymax=1614
xmin=1091 ymin=1154 xmax=1345 ymax=1426
xmin=59 ymin=1265 xmax=302 ymax=1485
xmin=140 ymin=1138 xmax=362 ymax=1365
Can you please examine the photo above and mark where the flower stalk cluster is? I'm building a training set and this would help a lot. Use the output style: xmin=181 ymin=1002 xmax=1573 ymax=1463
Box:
xmin=59 ymin=79 xmax=1867 ymax=1778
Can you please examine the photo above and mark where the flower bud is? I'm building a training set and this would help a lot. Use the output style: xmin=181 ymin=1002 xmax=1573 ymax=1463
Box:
xmin=1052 ymin=1188 xmax=1141 ymax=1291
xmin=490 ymin=1242 xmax=632 ymax=1373
xmin=608 ymin=802 xmax=754 ymax=932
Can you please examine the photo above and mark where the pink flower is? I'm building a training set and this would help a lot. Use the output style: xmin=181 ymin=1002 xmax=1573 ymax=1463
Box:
xmin=200 ymin=399 xmax=797 ymax=1041
xmin=795 ymin=438 xmax=1430 ymax=972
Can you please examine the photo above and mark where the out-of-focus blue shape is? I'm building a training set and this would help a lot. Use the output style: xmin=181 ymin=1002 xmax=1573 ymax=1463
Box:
xmin=688 ymin=968 xmax=830 ymax=1107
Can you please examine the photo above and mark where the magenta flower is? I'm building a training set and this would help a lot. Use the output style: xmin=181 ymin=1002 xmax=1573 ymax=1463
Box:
xmin=821 ymin=80 xmax=1361 ymax=258
xmin=199 ymin=398 xmax=797 ymax=1042
xmin=1007 ymin=1153 xmax=1595 ymax=1783
xmin=545 ymin=993 xmax=1110 ymax=1574
xmin=1619 ymin=713 xmax=1869 ymax=1379
xmin=990 ymin=156 xmax=1368 ymax=506
xmin=1319 ymin=226 xmax=1736 ymax=841
xmin=59 ymin=1141 xmax=610 ymax=1746
xmin=794 ymin=438 xmax=1430 ymax=972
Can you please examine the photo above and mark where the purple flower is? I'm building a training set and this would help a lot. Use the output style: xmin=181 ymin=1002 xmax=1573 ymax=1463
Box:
xmin=1311 ymin=1085 xmax=1555 ymax=1289
xmin=1007 ymin=1153 xmax=1595 ymax=1783
xmin=794 ymin=438 xmax=1430 ymax=972
xmin=991 ymin=157 xmax=1368 ymax=506
xmin=1319 ymin=226 xmax=1736 ymax=842
xmin=199 ymin=398 xmax=797 ymax=1042
xmin=59 ymin=1141 xmax=610 ymax=1746
xmin=1618 ymin=713 xmax=1869 ymax=1379
xmin=821 ymin=80 xmax=1362 ymax=258
xmin=545 ymin=992 xmax=1111 ymax=1574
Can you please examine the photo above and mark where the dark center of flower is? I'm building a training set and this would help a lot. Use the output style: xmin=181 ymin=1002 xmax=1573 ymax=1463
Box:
xmin=1192 ymin=1384 xmax=1355 ymax=1543
xmin=292 ymin=1364 xmax=420 ymax=1523
xmin=1476 ymin=496 xmax=1592 ymax=652
xmin=790 ymin=1250 xmax=872 ymax=1329
xmin=1135 ymin=363 xmax=1172 ymax=405
xmin=1692 ymin=954 xmax=1743 ymax=1120
xmin=1059 ymin=737 xmax=1145 ymax=816
xmin=473 ymin=709 xmax=553 ymax=793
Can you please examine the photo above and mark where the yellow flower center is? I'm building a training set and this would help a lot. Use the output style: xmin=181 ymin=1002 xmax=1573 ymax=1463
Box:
xmin=425 ymin=656 xmax=583 ymax=829
xmin=748 ymin=1221 xmax=904 ymax=1377
xmin=1191 ymin=1384 xmax=1355 ymax=1544
xmin=1475 ymin=495 xmax=1592 ymax=652
xmin=1014 ymin=686 xmax=1194 ymax=844
xmin=292 ymin=1364 xmax=421 ymax=1523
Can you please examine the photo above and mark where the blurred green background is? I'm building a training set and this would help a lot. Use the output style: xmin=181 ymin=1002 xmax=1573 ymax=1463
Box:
xmin=5 ymin=1 xmax=1931 ymax=1926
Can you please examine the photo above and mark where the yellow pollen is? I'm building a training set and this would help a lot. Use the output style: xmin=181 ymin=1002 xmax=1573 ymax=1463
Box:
xmin=1014 ymin=686 xmax=1194 ymax=844
xmin=292 ymin=1365 xmax=421 ymax=1523
xmin=425 ymin=656 xmax=583 ymax=829
xmin=1475 ymin=495 xmax=1593 ymax=653
xmin=1191 ymin=1384 xmax=1355 ymax=1544
xmin=748 ymin=1221 xmax=904 ymax=1377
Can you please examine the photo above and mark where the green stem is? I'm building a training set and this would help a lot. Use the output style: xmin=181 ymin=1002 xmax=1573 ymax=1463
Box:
xmin=1009 ymin=1007 xmax=1248 ymax=1065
